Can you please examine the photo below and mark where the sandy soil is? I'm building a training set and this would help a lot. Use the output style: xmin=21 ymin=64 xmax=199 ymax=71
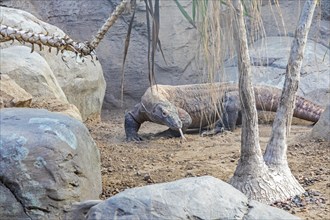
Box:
xmin=86 ymin=109 xmax=330 ymax=220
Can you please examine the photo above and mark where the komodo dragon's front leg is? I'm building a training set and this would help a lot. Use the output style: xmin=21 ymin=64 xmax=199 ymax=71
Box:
xmin=125 ymin=103 xmax=146 ymax=141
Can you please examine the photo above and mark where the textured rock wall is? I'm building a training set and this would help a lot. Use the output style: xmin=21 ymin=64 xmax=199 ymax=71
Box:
xmin=0 ymin=0 xmax=201 ymax=109
xmin=224 ymin=37 xmax=330 ymax=106
xmin=1 ymin=0 xmax=329 ymax=109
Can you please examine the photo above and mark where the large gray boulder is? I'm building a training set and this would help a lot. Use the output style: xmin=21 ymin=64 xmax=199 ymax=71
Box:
xmin=73 ymin=176 xmax=299 ymax=220
xmin=0 ymin=46 xmax=68 ymax=103
xmin=0 ymin=108 xmax=102 ymax=219
xmin=311 ymin=105 xmax=330 ymax=141
xmin=0 ymin=74 xmax=32 ymax=108
xmin=0 ymin=45 xmax=83 ymax=121
xmin=0 ymin=6 xmax=106 ymax=121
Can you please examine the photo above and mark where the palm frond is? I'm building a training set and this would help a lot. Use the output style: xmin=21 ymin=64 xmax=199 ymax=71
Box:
xmin=150 ymin=0 xmax=160 ymax=86
xmin=173 ymin=0 xmax=196 ymax=28
xmin=121 ymin=0 xmax=137 ymax=105
xmin=143 ymin=0 xmax=169 ymax=87
xmin=192 ymin=0 xmax=197 ymax=22
xmin=157 ymin=38 xmax=167 ymax=66
xmin=144 ymin=0 xmax=152 ymax=84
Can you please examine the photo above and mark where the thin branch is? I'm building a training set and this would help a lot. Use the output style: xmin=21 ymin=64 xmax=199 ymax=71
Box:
xmin=89 ymin=0 xmax=129 ymax=50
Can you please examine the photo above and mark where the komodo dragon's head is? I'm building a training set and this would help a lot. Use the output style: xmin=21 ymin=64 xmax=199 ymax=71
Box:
xmin=141 ymin=101 xmax=183 ymax=130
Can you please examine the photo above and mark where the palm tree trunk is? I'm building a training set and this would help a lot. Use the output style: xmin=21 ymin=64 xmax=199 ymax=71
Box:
xmin=264 ymin=0 xmax=317 ymax=166
xmin=229 ymin=0 xmax=317 ymax=204
xmin=229 ymin=0 xmax=272 ymax=203
xmin=262 ymin=0 xmax=317 ymax=199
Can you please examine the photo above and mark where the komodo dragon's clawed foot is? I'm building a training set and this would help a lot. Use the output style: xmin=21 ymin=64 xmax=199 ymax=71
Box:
xmin=155 ymin=128 xmax=182 ymax=138
xmin=126 ymin=135 xmax=143 ymax=142
xmin=201 ymin=127 xmax=225 ymax=137
xmin=125 ymin=111 xmax=144 ymax=142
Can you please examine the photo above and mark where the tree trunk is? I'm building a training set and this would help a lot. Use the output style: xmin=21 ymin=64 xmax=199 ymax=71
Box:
xmin=229 ymin=0 xmax=317 ymax=204
xmin=229 ymin=0 xmax=272 ymax=203
xmin=262 ymin=0 xmax=317 ymax=196
xmin=264 ymin=0 xmax=317 ymax=166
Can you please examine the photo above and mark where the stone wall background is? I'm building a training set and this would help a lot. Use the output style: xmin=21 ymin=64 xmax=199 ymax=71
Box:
xmin=1 ymin=0 xmax=329 ymax=109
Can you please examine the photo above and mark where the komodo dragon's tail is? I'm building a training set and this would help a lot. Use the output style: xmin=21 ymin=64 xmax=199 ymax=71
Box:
xmin=292 ymin=96 xmax=324 ymax=122
xmin=254 ymin=86 xmax=324 ymax=123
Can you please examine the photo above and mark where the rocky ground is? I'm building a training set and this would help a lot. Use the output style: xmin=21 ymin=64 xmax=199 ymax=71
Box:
xmin=86 ymin=109 xmax=330 ymax=220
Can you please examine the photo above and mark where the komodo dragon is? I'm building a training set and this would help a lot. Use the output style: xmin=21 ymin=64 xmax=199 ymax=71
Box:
xmin=124 ymin=83 xmax=324 ymax=141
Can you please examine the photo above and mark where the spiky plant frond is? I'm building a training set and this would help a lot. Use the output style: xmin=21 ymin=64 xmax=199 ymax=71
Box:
xmin=121 ymin=0 xmax=137 ymax=105
xmin=90 ymin=0 xmax=129 ymax=50
xmin=0 ymin=24 xmax=94 ymax=56
xmin=0 ymin=0 xmax=129 ymax=58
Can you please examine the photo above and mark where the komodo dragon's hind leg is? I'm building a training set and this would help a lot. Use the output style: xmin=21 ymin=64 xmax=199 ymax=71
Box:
xmin=202 ymin=91 xmax=241 ymax=136
xmin=201 ymin=110 xmax=241 ymax=136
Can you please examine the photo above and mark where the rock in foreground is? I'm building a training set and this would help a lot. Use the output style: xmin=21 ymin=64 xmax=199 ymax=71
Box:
xmin=73 ymin=176 xmax=300 ymax=220
xmin=0 ymin=108 xmax=102 ymax=219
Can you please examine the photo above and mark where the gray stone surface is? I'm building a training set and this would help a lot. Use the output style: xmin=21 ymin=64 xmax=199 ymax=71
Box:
xmin=224 ymin=37 xmax=330 ymax=106
xmin=259 ymin=1 xmax=329 ymax=47
xmin=0 ymin=45 xmax=83 ymax=120
xmin=311 ymin=105 xmax=330 ymax=141
xmin=245 ymin=200 xmax=299 ymax=220
xmin=1 ymin=1 xmax=328 ymax=109
xmin=0 ymin=6 xmax=106 ymax=121
xmin=0 ymin=74 xmax=32 ymax=108
xmin=321 ymin=0 xmax=330 ymax=20
xmin=82 ymin=176 xmax=299 ymax=220
xmin=0 ymin=108 xmax=102 ymax=219
xmin=0 ymin=46 xmax=67 ymax=103
xmin=0 ymin=0 xmax=201 ymax=109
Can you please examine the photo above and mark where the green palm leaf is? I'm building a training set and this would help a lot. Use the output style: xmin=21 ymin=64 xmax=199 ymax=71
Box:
xmin=173 ymin=0 xmax=196 ymax=28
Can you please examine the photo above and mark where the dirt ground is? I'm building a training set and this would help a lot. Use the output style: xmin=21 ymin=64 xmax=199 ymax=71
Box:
xmin=86 ymin=109 xmax=330 ymax=220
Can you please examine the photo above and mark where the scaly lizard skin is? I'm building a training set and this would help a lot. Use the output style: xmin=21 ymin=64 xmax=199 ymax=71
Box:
xmin=124 ymin=83 xmax=324 ymax=141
